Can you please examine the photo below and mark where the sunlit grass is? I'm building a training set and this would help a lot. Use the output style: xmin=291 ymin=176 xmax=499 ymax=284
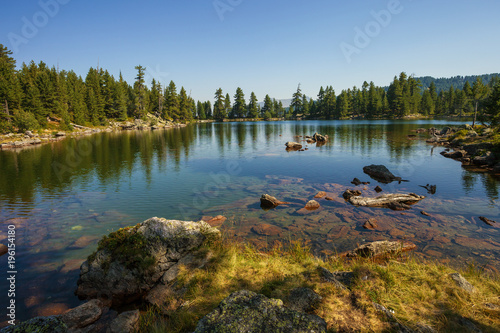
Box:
xmin=137 ymin=237 xmax=500 ymax=333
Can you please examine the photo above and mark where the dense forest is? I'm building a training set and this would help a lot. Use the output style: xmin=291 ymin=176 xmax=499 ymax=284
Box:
xmin=416 ymin=74 xmax=500 ymax=93
xmin=1 ymin=43 xmax=500 ymax=134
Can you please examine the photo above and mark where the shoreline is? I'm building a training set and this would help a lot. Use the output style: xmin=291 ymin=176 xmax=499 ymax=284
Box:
xmin=0 ymin=118 xmax=187 ymax=151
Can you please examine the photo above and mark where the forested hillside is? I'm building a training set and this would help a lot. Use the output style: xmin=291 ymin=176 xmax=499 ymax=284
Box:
xmin=1 ymin=43 xmax=500 ymax=134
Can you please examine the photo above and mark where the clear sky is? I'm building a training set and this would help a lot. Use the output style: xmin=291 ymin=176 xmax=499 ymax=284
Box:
xmin=1 ymin=0 xmax=500 ymax=102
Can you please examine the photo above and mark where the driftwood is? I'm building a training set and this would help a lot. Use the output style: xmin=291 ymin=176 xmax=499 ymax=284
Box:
xmin=347 ymin=193 xmax=425 ymax=209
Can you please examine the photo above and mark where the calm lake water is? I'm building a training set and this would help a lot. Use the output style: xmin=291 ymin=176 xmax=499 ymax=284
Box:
xmin=1 ymin=120 xmax=499 ymax=322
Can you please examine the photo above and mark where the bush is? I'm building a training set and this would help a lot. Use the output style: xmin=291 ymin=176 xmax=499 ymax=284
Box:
xmin=12 ymin=109 xmax=39 ymax=133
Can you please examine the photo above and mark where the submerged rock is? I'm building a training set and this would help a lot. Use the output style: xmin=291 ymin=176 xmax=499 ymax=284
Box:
xmin=347 ymin=193 xmax=425 ymax=210
xmin=363 ymin=218 xmax=378 ymax=230
xmin=193 ymin=290 xmax=327 ymax=333
xmin=75 ymin=218 xmax=220 ymax=306
xmin=374 ymin=186 xmax=383 ymax=193
xmin=251 ymin=223 xmax=282 ymax=236
xmin=343 ymin=240 xmax=417 ymax=258
xmin=479 ymin=216 xmax=497 ymax=226
xmin=351 ymin=178 xmax=362 ymax=186
xmin=314 ymin=191 xmax=326 ymax=199
xmin=362 ymin=165 xmax=402 ymax=183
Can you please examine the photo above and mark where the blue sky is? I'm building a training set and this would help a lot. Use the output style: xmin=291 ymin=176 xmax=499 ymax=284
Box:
xmin=1 ymin=0 xmax=500 ymax=102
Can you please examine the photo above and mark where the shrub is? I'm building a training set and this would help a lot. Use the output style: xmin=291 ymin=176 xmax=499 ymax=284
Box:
xmin=12 ymin=109 xmax=39 ymax=133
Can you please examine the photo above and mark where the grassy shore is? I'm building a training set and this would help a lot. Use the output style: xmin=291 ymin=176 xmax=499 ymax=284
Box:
xmin=137 ymin=237 xmax=500 ymax=333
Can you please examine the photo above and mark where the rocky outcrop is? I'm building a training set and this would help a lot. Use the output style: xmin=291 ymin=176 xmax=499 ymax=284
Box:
xmin=343 ymin=240 xmax=416 ymax=258
xmin=107 ymin=310 xmax=140 ymax=333
xmin=260 ymin=194 xmax=290 ymax=209
xmin=347 ymin=193 xmax=425 ymax=210
xmin=60 ymin=299 xmax=104 ymax=330
xmin=193 ymin=290 xmax=327 ymax=333
xmin=75 ymin=217 xmax=220 ymax=306
xmin=362 ymin=165 xmax=402 ymax=183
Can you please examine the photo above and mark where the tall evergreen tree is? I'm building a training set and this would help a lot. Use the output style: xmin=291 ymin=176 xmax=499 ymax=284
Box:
xmin=164 ymin=80 xmax=179 ymax=120
xmin=196 ymin=101 xmax=206 ymax=120
xmin=291 ymin=84 xmax=303 ymax=116
xmin=472 ymin=77 xmax=487 ymax=126
xmin=213 ymin=88 xmax=225 ymax=120
xmin=133 ymin=65 xmax=147 ymax=119
xmin=232 ymin=87 xmax=246 ymax=118
xmin=261 ymin=94 xmax=273 ymax=117
xmin=248 ymin=92 xmax=259 ymax=118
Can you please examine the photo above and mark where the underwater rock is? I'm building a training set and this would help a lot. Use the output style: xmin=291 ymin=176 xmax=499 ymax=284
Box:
xmin=201 ymin=215 xmax=227 ymax=227
xmin=0 ymin=244 xmax=7 ymax=256
xmin=351 ymin=178 xmax=362 ymax=186
xmin=363 ymin=218 xmax=378 ymax=230
xmin=193 ymin=290 xmax=327 ymax=333
xmin=251 ymin=223 xmax=282 ymax=236
xmin=314 ymin=191 xmax=326 ymax=199
xmin=374 ymin=186 xmax=383 ymax=193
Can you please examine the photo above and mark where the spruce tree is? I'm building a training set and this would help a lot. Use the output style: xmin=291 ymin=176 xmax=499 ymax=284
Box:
xmin=291 ymin=84 xmax=303 ymax=116
xmin=164 ymin=81 xmax=179 ymax=120
xmin=232 ymin=87 xmax=246 ymax=118
xmin=133 ymin=65 xmax=147 ymax=119
xmin=248 ymin=92 xmax=259 ymax=118
xmin=213 ymin=88 xmax=225 ymax=120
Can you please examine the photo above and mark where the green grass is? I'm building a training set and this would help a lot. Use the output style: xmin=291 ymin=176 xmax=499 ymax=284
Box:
xmin=136 ymin=237 xmax=500 ymax=333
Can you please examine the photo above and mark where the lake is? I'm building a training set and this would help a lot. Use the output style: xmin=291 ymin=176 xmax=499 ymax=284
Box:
xmin=1 ymin=120 xmax=499 ymax=322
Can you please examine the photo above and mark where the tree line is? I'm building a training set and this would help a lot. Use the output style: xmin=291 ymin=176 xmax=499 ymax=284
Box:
xmin=1 ymin=43 xmax=500 ymax=133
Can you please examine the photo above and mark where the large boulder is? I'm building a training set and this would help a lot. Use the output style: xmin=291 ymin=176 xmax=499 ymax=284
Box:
xmin=285 ymin=142 xmax=302 ymax=150
xmin=313 ymin=132 xmax=328 ymax=143
xmin=362 ymin=165 xmax=401 ymax=183
xmin=193 ymin=290 xmax=327 ymax=333
xmin=76 ymin=218 xmax=220 ymax=306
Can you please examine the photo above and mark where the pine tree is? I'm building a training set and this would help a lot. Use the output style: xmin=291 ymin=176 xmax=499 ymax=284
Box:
xmin=178 ymin=87 xmax=191 ymax=121
xmin=204 ymin=101 xmax=212 ymax=119
xmin=224 ymin=93 xmax=231 ymax=117
xmin=420 ymin=90 xmax=434 ymax=116
xmin=248 ymin=92 xmax=259 ymax=118
xmin=164 ymin=81 xmax=179 ymax=120
xmin=291 ymin=84 xmax=303 ymax=116
xmin=133 ymin=65 xmax=147 ymax=119
xmin=196 ymin=101 xmax=206 ymax=120
xmin=261 ymin=94 xmax=273 ymax=117
xmin=213 ymin=88 xmax=225 ymax=120
xmin=232 ymin=87 xmax=246 ymax=118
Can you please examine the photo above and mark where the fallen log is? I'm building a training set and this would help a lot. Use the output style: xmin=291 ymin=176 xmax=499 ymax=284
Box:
xmin=347 ymin=193 xmax=425 ymax=210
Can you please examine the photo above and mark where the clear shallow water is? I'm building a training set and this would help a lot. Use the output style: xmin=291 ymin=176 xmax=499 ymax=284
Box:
xmin=0 ymin=120 xmax=499 ymax=322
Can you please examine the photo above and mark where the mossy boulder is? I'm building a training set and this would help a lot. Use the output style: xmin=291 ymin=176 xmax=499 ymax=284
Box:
xmin=194 ymin=290 xmax=327 ymax=333
xmin=76 ymin=218 xmax=220 ymax=306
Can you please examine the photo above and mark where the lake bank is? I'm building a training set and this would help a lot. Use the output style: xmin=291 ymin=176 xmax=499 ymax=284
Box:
xmin=3 ymin=218 xmax=499 ymax=332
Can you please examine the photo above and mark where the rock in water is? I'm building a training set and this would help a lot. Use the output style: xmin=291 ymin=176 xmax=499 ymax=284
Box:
xmin=285 ymin=142 xmax=302 ymax=150
xmin=351 ymin=178 xmax=362 ymax=186
xmin=260 ymin=194 xmax=289 ymax=209
xmin=344 ymin=240 xmax=416 ymax=258
xmin=342 ymin=189 xmax=362 ymax=200
xmin=75 ymin=218 xmax=220 ymax=306
xmin=479 ymin=216 xmax=496 ymax=226
xmin=363 ymin=218 xmax=378 ymax=230
xmin=347 ymin=193 xmax=425 ymax=210
xmin=193 ymin=290 xmax=327 ymax=333
xmin=312 ymin=132 xmax=328 ymax=143
xmin=374 ymin=186 xmax=383 ymax=193
xmin=363 ymin=165 xmax=401 ymax=183
xmin=314 ymin=191 xmax=326 ymax=199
